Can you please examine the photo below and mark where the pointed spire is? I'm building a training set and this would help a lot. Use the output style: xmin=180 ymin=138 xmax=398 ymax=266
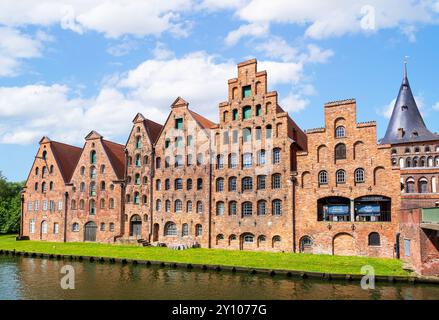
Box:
xmin=381 ymin=61 xmax=437 ymax=144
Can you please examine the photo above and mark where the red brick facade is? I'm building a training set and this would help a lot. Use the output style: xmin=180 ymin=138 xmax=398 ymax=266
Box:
xmin=19 ymin=58 xmax=439 ymax=274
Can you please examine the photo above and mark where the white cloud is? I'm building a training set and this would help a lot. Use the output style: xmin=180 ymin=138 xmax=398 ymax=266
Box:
xmin=235 ymin=0 xmax=439 ymax=40
xmin=152 ymin=42 xmax=175 ymax=60
xmin=198 ymin=0 xmax=249 ymax=11
xmin=280 ymin=93 xmax=310 ymax=113
xmin=255 ymin=37 xmax=298 ymax=62
xmin=107 ymin=40 xmax=138 ymax=57
xmin=0 ymin=0 xmax=194 ymax=38
xmin=433 ymin=102 xmax=439 ymax=111
xmin=225 ymin=23 xmax=269 ymax=46
xmin=0 ymin=27 xmax=49 ymax=76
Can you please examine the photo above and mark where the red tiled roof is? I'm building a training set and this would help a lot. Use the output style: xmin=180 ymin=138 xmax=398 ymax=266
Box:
xmin=287 ymin=115 xmax=307 ymax=152
xmin=189 ymin=110 xmax=217 ymax=129
xmin=102 ymin=140 xmax=126 ymax=180
xmin=144 ymin=118 xmax=163 ymax=144
xmin=50 ymin=141 xmax=82 ymax=183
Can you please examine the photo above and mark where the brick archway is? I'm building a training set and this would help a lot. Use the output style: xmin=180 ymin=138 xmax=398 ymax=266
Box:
xmin=332 ymin=233 xmax=355 ymax=256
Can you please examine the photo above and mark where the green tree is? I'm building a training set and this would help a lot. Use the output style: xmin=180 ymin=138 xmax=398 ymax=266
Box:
xmin=0 ymin=172 xmax=24 ymax=234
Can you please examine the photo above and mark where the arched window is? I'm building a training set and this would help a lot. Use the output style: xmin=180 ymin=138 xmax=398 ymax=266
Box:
xmin=335 ymin=143 xmax=346 ymax=160
xmin=216 ymin=154 xmax=224 ymax=169
xmin=165 ymin=179 xmax=170 ymax=190
xmin=165 ymin=156 xmax=170 ymax=168
xmin=228 ymin=153 xmax=237 ymax=168
xmin=406 ymin=178 xmax=415 ymax=193
xmin=242 ymin=128 xmax=251 ymax=143
xmin=42 ymin=151 xmax=47 ymax=160
xmin=272 ymin=236 xmax=281 ymax=247
xmin=406 ymin=158 xmax=411 ymax=167
xmin=242 ymin=202 xmax=252 ymax=216
xmin=272 ymin=199 xmax=282 ymax=216
xmin=243 ymin=153 xmax=252 ymax=168
xmin=42 ymin=166 xmax=47 ymax=178
xmin=49 ymin=165 xmax=54 ymax=174
xmin=257 ymin=150 xmax=265 ymax=166
xmin=41 ymin=182 xmax=46 ymax=193
xmin=186 ymin=201 xmax=193 ymax=213
xmin=318 ymin=171 xmax=328 ymax=185
xmin=156 ymin=157 xmax=161 ymax=169
xmin=90 ymin=166 xmax=96 ymax=179
xmin=175 ymin=178 xmax=183 ymax=190
xmin=100 ymin=199 xmax=105 ymax=209
xmin=257 ymin=200 xmax=266 ymax=216
xmin=89 ymin=199 xmax=96 ymax=215
xmin=90 ymin=150 xmax=97 ymax=164
xmin=90 ymin=182 xmax=96 ymax=196
xmin=336 ymin=170 xmax=346 ymax=184
xmin=143 ymin=176 xmax=147 ymax=185
xmin=368 ymin=232 xmax=380 ymax=246
xmin=133 ymin=192 xmax=140 ymax=204
xmin=197 ymin=178 xmax=203 ymax=190
xmin=165 ymin=200 xmax=171 ymax=212
xmin=34 ymin=182 xmax=38 ymax=191
xmin=135 ymin=136 xmax=141 ymax=149
xmin=272 ymin=148 xmax=281 ymax=164
xmin=216 ymin=201 xmax=225 ymax=215
xmin=216 ymin=178 xmax=224 ymax=192
xmin=335 ymin=126 xmax=345 ymax=138
xmin=232 ymin=109 xmax=238 ymax=121
xmin=72 ymin=223 xmax=79 ymax=232
xmin=257 ymin=175 xmax=266 ymax=190
xmin=299 ymin=236 xmax=313 ymax=253
xmin=266 ymin=125 xmax=272 ymax=139
xmin=186 ymin=178 xmax=192 ymax=190
xmin=196 ymin=201 xmax=203 ymax=213
xmin=156 ymin=199 xmax=162 ymax=211
xmin=196 ymin=153 xmax=203 ymax=165
xmin=195 ymin=224 xmax=202 ymax=237
xmin=135 ymin=154 xmax=141 ymax=167
xmin=216 ymin=234 xmax=225 ymax=245
xmin=257 ymin=235 xmax=266 ymax=246
xmin=143 ymin=155 xmax=149 ymax=165
xmin=79 ymin=199 xmax=85 ymax=210
xmin=109 ymin=198 xmax=114 ymax=209
xmin=164 ymin=222 xmax=177 ymax=236
xmin=174 ymin=155 xmax=183 ymax=167
xmin=272 ymin=174 xmax=281 ymax=189
xmin=71 ymin=200 xmax=76 ymax=210
xmin=49 ymin=181 xmax=54 ymax=191
xmin=175 ymin=199 xmax=182 ymax=212
xmin=354 ymin=168 xmax=365 ymax=183
xmin=255 ymin=127 xmax=262 ymax=140
xmin=182 ymin=223 xmax=189 ymax=236
xmin=142 ymin=195 xmax=147 ymax=205
xmin=419 ymin=178 xmax=428 ymax=193
xmin=229 ymin=201 xmax=237 ymax=215
xmin=134 ymin=173 xmax=140 ymax=185
xmin=228 ymin=177 xmax=237 ymax=191
xmin=243 ymin=234 xmax=254 ymax=243
xmin=242 ymin=177 xmax=253 ymax=191
xmin=156 ymin=179 xmax=161 ymax=190
xmin=35 ymin=167 xmax=39 ymax=176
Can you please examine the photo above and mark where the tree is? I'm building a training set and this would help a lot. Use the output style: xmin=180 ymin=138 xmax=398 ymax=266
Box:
xmin=0 ymin=172 xmax=23 ymax=234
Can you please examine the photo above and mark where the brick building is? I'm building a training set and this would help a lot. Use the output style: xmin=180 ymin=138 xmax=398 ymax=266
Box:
xmin=19 ymin=58 xmax=439 ymax=272
xmin=295 ymin=99 xmax=401 ymax=257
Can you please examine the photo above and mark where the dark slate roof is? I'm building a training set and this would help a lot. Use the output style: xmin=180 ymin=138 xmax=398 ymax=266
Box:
xmin=381 ymin=64 xmax=438 ymax=144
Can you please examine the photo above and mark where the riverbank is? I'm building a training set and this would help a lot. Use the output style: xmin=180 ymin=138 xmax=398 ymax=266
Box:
xmin=0 ymin=234 xmax=413 ymax=278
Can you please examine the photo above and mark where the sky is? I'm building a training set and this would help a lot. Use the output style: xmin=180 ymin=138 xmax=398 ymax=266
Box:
xmin=1 ymin=0 xmax=439 ymax=182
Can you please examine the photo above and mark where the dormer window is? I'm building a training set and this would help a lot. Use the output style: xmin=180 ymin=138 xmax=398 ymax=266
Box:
xmin=401 ymin=105 xmax=408 ymax=111
xmin=412 ymin=131 xmax=419 ymax=137
xmin=398 ymin=128 xmax=405 ymax=138
xmin=242 ymin=85 xmax=251 ymax=98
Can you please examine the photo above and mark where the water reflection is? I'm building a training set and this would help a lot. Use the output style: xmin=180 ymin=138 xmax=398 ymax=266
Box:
xmin=0 ymin=255 xmax=438 ymax=300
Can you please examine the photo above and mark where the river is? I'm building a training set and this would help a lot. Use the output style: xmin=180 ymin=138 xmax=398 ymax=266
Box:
xmin=0 ymin=255 xmax=438 ymax=300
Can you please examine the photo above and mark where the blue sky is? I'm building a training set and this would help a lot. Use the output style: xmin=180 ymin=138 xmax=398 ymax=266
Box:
xmin=1 ymin=0 xmax=439 ymax=182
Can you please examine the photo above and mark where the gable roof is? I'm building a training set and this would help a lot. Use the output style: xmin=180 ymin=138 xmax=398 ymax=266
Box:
xmin=102 ymin=140 xmax=125 ymax=180
xmin=188 ymin=110 xmax=217 ymax=129
xmin=143 ymin=118 xmax=163 ymax=144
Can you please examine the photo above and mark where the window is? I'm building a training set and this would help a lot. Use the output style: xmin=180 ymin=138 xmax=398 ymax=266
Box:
xmin=243 ymin=153 xmax=252 ymax=168
xmin=42 ymin=200 xmax=48 ymax=211
xmin=228 ymin=177 xmax=237 ymax=191
xmin=175 ymin=118 xmax=183 ymax=129
xmin=175 ymin=136 xmax=183 ymax=148
xmin=156 ymin=157 xmax=161 ymax=169
xmin=223 ymin=131 xmax=229 ymax=145
xmin=257 ymin=175 xmax=266 ymax=190
xmin=187 ymin=179 xmax=192 ymax=190
xmin=229 ymin=201 xmax=237 ymax=215
xmin=300 ymin=236 xmax=313 ymax=252
xmin=229 ymin=153 xmax=237 ymax=168
xmin=34 ymin=182 xmax=38 ymax=191
xmin=165 ymin=200 xmax=171 ymax=212
xmin=100 ymin=223 xmax=106 ymax=231
xmin=195 ymin=224 xmax=202 ymax=237
xmin=135 ymin=154 xmax=141 ymax=167
xmin=404 ymin=239 xmax=411 ymax=257
xmin=100 ymin=199 xmax=105 ymax=209
xmin=243 ymin=234 xmax=254 ymax=243
xmin=256 ymin=104 xmax=262 ymax=116
xmin=134 ymin=174 xmax=140 ymax=185
xmin=42 ymin=166 xmax=47 ymax=178
xmin=109 ymin=223 xmax=114 ymax=232
xmin=355 ymin=168 xmax=365 ymax=183
xmin=49 ymin=181 xmax=54 ymax=191
xmin=72 ymin=223 xmax=79 ymax=232
xmin=143 ymin=176 xmax=147 ymax=185
xmin=126 ymin=194 xmax=131 ymax=203
xmin=196 ymin=201 xmax=203 ymax=213
xmin=187 ymin=154 xmax=193 ymax=166
xmin=405 ymin=147 xmax=410 ymax=154
xmin=197 ymin=178 xmax=203 ymax=190
xmin=272 ymin=148 xmax=281 ymax=164
xmin=175 ymin=199 xmax=182 ymax=212
xmin=335 ymin=126 xmax=346 ymax=138
xmin=165 ymin=222 xmax=177 ymax=236
xmin=187 ymin=201 xmax=193 ymax=213
xmin=42 ymin=182 xmax=47 ymax=193
xmin=109 ymin=198 xmax=114 ymax=209
xmin=41 ymin=221 xmax=48 ymax=234
xmin=53 ymin=223 xmax=59 ymax=234
xmin=216 ymin=202 xmax=225 ymax=215
xmin=255 ymin=127 xmax=262 ymax=140
xmin=182 ymin=224 xmax=189 ymax=236
xmin=242 ymin=177 xmax=253 ymax=191
xmin=242 ymin=86 xmax=251 ymax=99
xmin=156 ymin=179 xmax=161 ymax=190
xmin=156 ymin=199 xmax=162 ymax=211
xmin=242 ymin=202 xmax=252 ymax=216
xmin=257 ymin=150 xmax=265 ymax=165
xmin=368 ymin=232 xmax=380 ymax=246
xmin=175 ymin=155 xmax=183 ymax=168
xmin=58 ymin=200 xmax=63 ymax=211
xmin=49 ymin=165 xmax=54 ymax=174
xmin=336 ymin=170 xmax=346 ymax=184
xmin=165 ymin=139 xmax=171 ymax=150
xmin=89 ymin=200 xmax=96 ymax=215
xmin=196 ymin=153 xmax=203 ymax=165
xmin=232 ymin=130 xmax=238 ymax=143
xmin=100 ymin=165 xmax=105 ymax=174
xmin=272 ymin=200 xmax=282 ymax=216
xmin=90 ymin=166 xmax=96 ymax=179
xmin=27 ymin=201 xmax=33 ymax=212
xmin=232 ymin=109 xmax=238 ymax=121
xmin=257 ymin=200 xmax=266 ymax=216
xmin=90 ymin=150 xmax=97 ymax=164
xmin=34 ymin=200 xmax=39 ymax=211
xmin=419 ymin=178 xmax=428 ymax=193
xmin=135 ymin=136 xmax=142 ymax=149
xmin=175 ymin=178 xmax=183 ymax=190
xmin=49 ymin=200 xmax=55 ymax=212
xmin=42 ymin=151 xmax=47 ymax=160
xmin=335 ymin=143 xmax=346 ymax=160
xmin=79 ymin=200 xmax=85 ymax=210
xmin=216 ymin=178 xmax=224 ymax=192
xmin=187 ymin=135 xmax=193 ymax=146
xmin=266 ymin=125 xmax=272 ymax=139
xmin=243 ymin=128 xmax=251 ymax=143
xmin=165 ymin=179 xmax=170 ymax=190
xmin=217 ymin=154 xmax=224 ymax=169
xmin=134 ymin=192 xmax=140 ymax=204
xmin=35 ymin=167 xmax=39 ymax=176
xmin=29 ymin=220 xmax=36 ymax=233
xmin=90 ymin=182 xmax=96 ymax=196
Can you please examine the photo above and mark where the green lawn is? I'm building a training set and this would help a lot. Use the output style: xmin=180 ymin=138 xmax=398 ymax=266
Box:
xmin=0 ymin=234 xmax=409 ymax=276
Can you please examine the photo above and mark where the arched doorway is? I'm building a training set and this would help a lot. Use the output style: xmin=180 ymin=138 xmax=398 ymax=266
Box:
xmin=299 ymin=235 xmax=313 ymax=253
xmin=240 ymin=233 xmax=255 ymax=250
xmin=40 ymin=220 xmax=48 ymax=240
xmin=130 ymin=214 xmax=142 ymax=237
xmin=333 ymin=233 xmax=355 ymax=256
xmin=152 ymin=223 xmax=159 ymax=242
xmin=84 ymin=221 xmax=97 ymax=242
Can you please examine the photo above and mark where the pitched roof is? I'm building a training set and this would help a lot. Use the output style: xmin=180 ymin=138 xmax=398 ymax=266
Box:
xmin=50 ymin=141 xmax=82 ymax=183
xmin=381 ymin=63 xmax=438 ymax=144
xmin=189 ymin=110 xmax=217 ymax=129
xmin=143 ymin=118 xmax=163 ymax=144
xmin=287 ymin=114 xmax=307 ymax=151
xmin=102 ymin=140 xmax=126 ymax=180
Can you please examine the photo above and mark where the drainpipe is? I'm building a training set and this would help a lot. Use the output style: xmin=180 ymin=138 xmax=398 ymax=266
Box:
xmin=292 ymin=174 xmax=297 ymax=253
xmin=63 ymin=191 xmax=69 ymax=242
xmin=149 ymin=147 xmax=155 ymax=243
xmin=395 ymin=233 xmax=400 ymax=259
xmin=208 ymin=138 xmax=213 ymax=249
xmin=19 ymin=191 xmax=25 ymax=239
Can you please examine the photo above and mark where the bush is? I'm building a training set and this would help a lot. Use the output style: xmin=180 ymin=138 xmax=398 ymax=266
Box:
xmin=0 ymin=172 xmax=23 ymax=234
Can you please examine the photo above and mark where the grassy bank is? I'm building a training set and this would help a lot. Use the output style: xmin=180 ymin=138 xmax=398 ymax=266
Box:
xmin=0 ymin=234 xmax=409 ymax=276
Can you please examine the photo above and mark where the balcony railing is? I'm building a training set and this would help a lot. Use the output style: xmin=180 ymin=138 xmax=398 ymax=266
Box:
xmin=318 ymin=212 xmax=391 ymax=222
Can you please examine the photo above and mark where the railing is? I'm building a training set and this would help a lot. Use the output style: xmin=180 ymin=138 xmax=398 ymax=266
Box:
xmin=318 ymin=211 xmax=391 ymax=222
xmin=422 ymin=208 xmax=439 ymax=224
